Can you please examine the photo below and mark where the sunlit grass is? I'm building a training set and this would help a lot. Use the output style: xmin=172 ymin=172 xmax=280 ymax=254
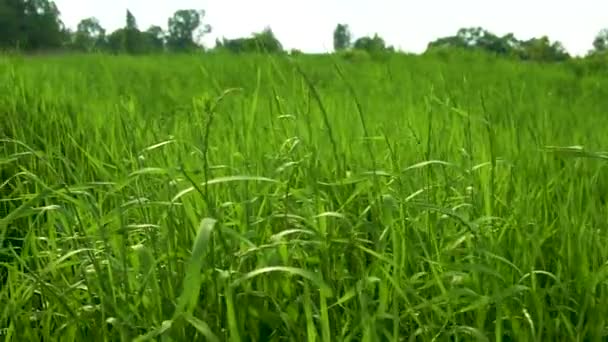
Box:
xmin=1 ymin=52 xmax=608 ymax=341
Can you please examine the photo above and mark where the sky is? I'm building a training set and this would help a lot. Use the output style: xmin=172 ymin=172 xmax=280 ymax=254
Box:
xmin=54 ymin=0 xmax=608 ymax=56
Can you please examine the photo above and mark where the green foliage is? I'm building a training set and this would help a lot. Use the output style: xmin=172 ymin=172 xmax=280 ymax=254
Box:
xmin=567 ymin=53 xmax=608 ymax=76
xmin=427 ymin=27 xmax=510 ymax=52
xmin=106 ymin=16 xmax=165 ymax=54
xmin=0 ymin=2 xmax=174 ymax=54
xmin=115 ymin=10 xmax=160 ymax=54
xmin=337 ymin=48 xmax=371 ymax=62
xmin=518 ymin=36 xmax=570 ymax=62
xmin=167 ymin=9 xmax=210 ymax=52
xmin=106 ymin=28 xmax=126 ymax=53
xmin=216 ymin=27 xmax=284 ymax=54
xmin=591 ymin=28 xmax=608 ymax=55
xmin=126 ymin=9 xmax=136 ymax=30
xmin=124 ymin=10 xmax=142 ymax=54
xmin=0 ymin=1 xmax=605 ymax=64
xmin=251 ymin=28 xmax=283 ymax=53
xmin=289 ymin=48 xmax=303 ymax=56
xmin=72 ymin=17 xmax=106 ymax=52
xmin=144 ymin=25 xmax=165 ymax=52
xmin=427 ymin=27 xmax=570 ymax=62
xmin=3 ymin=52 xmax=608 ymax=340
xmin=353 ymin=33 xmax=394 ymax=54
xmin=0 ymin=0 xmax=64 ymax=51
xmin=333 ymin=23 xmax=352 ymax=51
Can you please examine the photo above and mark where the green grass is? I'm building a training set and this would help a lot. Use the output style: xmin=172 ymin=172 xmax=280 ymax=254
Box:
xmin=1 ymin=51 xmax=608 ymax=341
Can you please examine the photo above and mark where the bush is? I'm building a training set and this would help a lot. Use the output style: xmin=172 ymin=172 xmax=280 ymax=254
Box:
xmin=336 ymin=49 xmax=371 ymax=62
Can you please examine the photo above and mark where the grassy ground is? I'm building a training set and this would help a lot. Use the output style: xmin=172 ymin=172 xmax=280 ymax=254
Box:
xmin=1 ymin=52 xmax=608 ymax=341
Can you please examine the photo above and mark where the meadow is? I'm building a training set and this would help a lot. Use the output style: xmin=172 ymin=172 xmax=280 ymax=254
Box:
xmin=1 ymin=51 xmax=608 ymax=341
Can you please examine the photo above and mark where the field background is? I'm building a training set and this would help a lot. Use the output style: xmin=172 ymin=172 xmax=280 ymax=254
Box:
xmin=2 ymin=52 xmax=608 ymax=341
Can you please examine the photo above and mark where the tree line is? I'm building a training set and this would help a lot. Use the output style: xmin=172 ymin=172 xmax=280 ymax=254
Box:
xmin=333 ymin=24 xmax=608 ymax=62
xmin=0 ymin=1 xmax=215 ymax=53
xmin=0 ymin=0 xmax=284 ymax=54
xmin=3 ymin=0 xmax=608 ymax=60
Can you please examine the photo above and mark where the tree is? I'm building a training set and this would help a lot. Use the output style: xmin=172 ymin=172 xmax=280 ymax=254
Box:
xmin=251 ymin=27 xmax=283 ymax=53
xmin=0 ymin=0 xmax=64 ymax=51
xmin=427 ymin=36 xmax=468 ymax=50
xmin=457 ymin=27 xmax=485 ymax=46
xmin=124 ymin=9 xmax=142 ymax=54
xmin=426 ymin=27 xmax=569 ymax=62
xmin=60 ymin=26 xmax=74 ymax=48
xmin=0 ymin=0 xmax=28 ymax=49
xmin=167 ymin=9 xmax=211 ymax=52
xmin=73 ymin=17 xmax=106 ymax=52
xmin=518 ymin=36 xmax=569 ymax=62
xmin=107 ymin=11 xmax=159 ymax=54
xmin=106 ymin=28 xmax=126 ymax=53
xmin=333 ymin=24 xmax=351 ymax=51
xmin=592 ymin=29 xmax=608 ymax=55
xmin=427 ymin=27 xmax=512 ymax=53
xmin=143 ymin=25 xmax=165 ymax=52
xmin=353 ymin=33 xmax=390 ymax=53
xmin=217 ymin=27 xmax=284 ymax=54
xmin=23 ymin=0 xmax=65 ymax=49
xmin=126 ymin=9 xmax=136 ymax=30
xmin=217 ymin=37 xmax=249 ymax=53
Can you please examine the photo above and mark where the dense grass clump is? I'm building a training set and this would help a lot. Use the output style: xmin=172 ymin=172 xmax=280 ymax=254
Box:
xmin=1 ymin=52 xmax=608 ymax=341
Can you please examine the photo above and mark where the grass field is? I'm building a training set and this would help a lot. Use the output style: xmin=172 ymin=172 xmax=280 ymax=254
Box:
xmin=1 ymin=52 xmax=608 ymax=341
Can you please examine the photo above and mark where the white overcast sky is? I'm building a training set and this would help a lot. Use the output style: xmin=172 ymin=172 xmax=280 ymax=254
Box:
xmin=54 ymin=0 xmax=608 ymax=56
